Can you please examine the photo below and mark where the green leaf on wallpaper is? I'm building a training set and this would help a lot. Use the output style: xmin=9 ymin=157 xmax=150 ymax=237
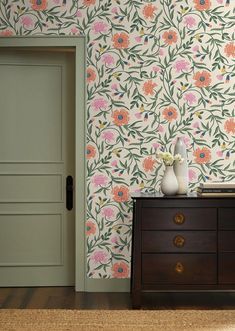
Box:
xmin=111 ymin=253 xmax=126 ymax=262
xmin=111 ymin=177 xmax=127 ymax=185
xmin=193 ymin=63 xmax=208 ymax=70
xmin=191 ymin=136 xmax=205 ymax=144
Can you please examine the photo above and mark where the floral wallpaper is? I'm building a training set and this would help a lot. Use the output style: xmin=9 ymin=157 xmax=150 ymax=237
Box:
xmin=1 ymin=0 xmax=235 ymax=279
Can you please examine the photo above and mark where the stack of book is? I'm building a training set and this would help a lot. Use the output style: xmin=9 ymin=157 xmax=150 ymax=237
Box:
xmin=197 ymin=181 xmax=235 ymax=197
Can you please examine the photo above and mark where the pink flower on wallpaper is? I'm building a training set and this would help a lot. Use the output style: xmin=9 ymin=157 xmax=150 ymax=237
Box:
xmin=102 ymin=207 xmax=115 ymax=219
xmin=135 ymin=36 xmax=142 ymax=43
xmin=111 ymin=236 xmax=118 ymax=244
xmin=91 ymin=174 xmax=109 ymax=187
xmin=111 ymin=160 xmax=118 ymax=167
xmin=157 ymin=125 xmax=164 ymax=132
xmin=134 ymin=188 xmax=141 ymax=193
xmin=91 ymin=251 xmax=109 ymax=264
xmin=152 ymin=66 xmax=160 ymax=73
xmin=173 ymin=136 xmax=190 ymax=148
xmin=91 ymin=98 xmax=108 ymax=111
xmin=216 ymin=0 xmax=223 ymax=3
xmin=111 ymin=83 xmax=118 ymax=90
xmin=152 ymin=142 xmax=160 ymax=149
xmin=192 ymin=45 xmax=199 ymax=52
xmin=159 ymin=48 xmax=164 ymax=56
xmin=193 ymin=121 xmax=200 ymax=128
xmin=101 ymin=54 xmax=115 ymax=66
xmin=179 ymin=136 xmax=191 ymax=147
xmin=184 ymin=16 xmax=197 ymax=28
xmin=174 ymin=59 xmax=190 ymax=73
xmin=216 ymin=150 xmax=223 ymax=157
xmin=71 ymin=27 xmax=79 ymax=35
xmin=92 ymin=21 xmax=108 ymax=34
xmin=135 ymin=113 xmax=142 ymax=119
xmin=102 ymin=131 xmax=115 ymax=142
xmin=216 ymin=74 xmax=223 ymax=81
xmin=185 ymin=138 xmax=191 ymax=149
xmin=111 ymin=7 xmax=118 ymax=14
xmin=188 ymin=169 xmax=197 ymax=181
xmin=21 ymin=16 xmax=34 ymax=28
xmin=184 ymin=92 xmax=197 ymax=105
xmin=76 ymin=10 xmax=82 ymax=17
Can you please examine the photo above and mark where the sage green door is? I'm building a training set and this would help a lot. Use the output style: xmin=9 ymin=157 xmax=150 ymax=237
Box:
xmin=0 ymin=48 xmax=75 ymax=286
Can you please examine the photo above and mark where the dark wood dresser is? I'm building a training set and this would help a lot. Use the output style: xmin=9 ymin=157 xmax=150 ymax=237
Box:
xmin=131 ymin=193 xmax=235 ymax=308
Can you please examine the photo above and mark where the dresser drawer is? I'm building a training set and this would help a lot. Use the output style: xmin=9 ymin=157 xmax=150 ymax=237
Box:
xmin=141 ymin=208 xmax=216 ymax=230
xmin=142 ymin=254 xmax=216 ymax=284
xmin=219 ymin=253 xmax=235 ymax=284
xmin=218 ymin=209 xmax=235 ymax=229
xmin=142 ymin=231 xmax=216 ymax=253
xmin=219 ymin=231 xmax=235 ymax=251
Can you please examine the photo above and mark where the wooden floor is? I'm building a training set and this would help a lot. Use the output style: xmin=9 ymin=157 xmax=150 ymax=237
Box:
xmin=1 ymin=287 xmax=235 ymax=309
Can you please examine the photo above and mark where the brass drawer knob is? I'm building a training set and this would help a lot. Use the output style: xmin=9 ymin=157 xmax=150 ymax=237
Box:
xmin=175 ymin=262 xmax=184 ymax=274
xmin=174 ymin=213 xmax=185 ymax=225
xmin=173 ymin=235 xmax=185 ymax=248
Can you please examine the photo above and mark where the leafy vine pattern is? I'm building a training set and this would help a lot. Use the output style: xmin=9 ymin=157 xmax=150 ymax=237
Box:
xmin=1 ymin=0 xmax=235 ymax=278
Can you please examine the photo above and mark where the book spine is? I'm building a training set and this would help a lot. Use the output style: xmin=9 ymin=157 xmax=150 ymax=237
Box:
xmin=200 ymin=184 xmax=235 ymax=189
xmin=197 ymin=192 xmax=235 ymax=197
xmin=198 ymin=188 xmax=235 ymax=193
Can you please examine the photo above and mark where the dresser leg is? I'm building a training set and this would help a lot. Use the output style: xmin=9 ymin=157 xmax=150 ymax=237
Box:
xmin=132 ymin=290 xmax=141 ymax=309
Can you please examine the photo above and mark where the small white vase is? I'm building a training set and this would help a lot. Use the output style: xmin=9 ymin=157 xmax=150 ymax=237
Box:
xmin=161 ymin=165 xmax=179 ymax=196
xmin=174 ymin=137 xmax=189 ymax=194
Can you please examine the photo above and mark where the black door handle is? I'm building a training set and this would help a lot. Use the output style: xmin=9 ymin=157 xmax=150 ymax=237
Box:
xmin=66 ymin=175 xmax=73 ymax=210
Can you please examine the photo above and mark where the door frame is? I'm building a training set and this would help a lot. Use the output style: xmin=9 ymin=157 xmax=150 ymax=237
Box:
xmin=0 ymin=36 xmax=86 ymax=291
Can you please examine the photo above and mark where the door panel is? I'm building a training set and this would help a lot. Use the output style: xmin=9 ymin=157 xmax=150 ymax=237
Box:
xmin=0 ymin=174 xmax=62 ymax=202
xmin=0 ymin=49 xmax=75 ymax=286
xmin=0 ymin=63 xmax=62 ymax=162
xmin=0 ymin=213 xmax=62 ymax=266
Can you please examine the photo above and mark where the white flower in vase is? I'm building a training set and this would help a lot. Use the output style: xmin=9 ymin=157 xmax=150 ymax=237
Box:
xmin=157 ymin=151 xmax=184 ymax=166
xmin=157 ymin=151 xmax=184 ymax=196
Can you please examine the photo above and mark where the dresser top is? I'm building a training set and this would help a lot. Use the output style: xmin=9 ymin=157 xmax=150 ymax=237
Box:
xmin=131 ymin=191 xmax=235 ymax=199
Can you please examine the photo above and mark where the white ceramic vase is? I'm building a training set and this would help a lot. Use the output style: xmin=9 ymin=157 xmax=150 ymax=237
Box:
xmin=174 ymin=137 xmax=188 ymax=194
xmin=161 ymin=165 xmax=179 ymax=196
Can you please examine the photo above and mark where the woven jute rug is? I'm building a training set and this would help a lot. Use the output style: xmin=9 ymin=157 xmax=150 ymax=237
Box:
xmin=1 ymin=309 xmax=235 ymax=331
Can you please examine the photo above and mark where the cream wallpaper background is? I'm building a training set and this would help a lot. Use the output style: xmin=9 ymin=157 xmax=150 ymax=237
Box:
xmin=1 ymin=0 xmax=235 ymax=278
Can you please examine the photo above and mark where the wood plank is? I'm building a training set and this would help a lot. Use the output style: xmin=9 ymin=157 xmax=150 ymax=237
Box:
xmin=1 ymin=287 xmax=235 ymax=309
